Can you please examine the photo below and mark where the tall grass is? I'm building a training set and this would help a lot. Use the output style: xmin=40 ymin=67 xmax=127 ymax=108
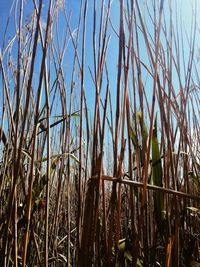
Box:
xmin=0 ymin=0 xmax=199 ymax=266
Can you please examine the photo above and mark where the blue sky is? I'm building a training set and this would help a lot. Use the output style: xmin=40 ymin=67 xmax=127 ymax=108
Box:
xmin=0 ymin=0 xmax=200 ymax=130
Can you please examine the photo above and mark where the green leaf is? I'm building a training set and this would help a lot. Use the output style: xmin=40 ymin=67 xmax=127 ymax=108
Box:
xmin=71 ymin=113 xmax=80 ymax=117
xmin=138 ymin=111 xmax=148 ymax=152
xmin=32 ymin=153 xmax=79 ymax=205
xmin=136 ymin=258 xmax=143 ymax=267
xmin=130 ymin=126 xmax=137 ymax=148
xmin=131 ymin=112 xmax=148 ymax=167
xmin=116 ymin=238 xmax=143 ymax=266
xmin=124 ymin=251 xmax=132 ymax=262
xmin=117 ymin=238 xmax=132 ymax=261
xmin=118 ymin=238 xmax=126 ymax=251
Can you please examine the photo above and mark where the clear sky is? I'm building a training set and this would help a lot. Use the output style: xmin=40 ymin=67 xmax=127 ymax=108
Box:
xmin=0 ymin=0 xmax=200 ymax=127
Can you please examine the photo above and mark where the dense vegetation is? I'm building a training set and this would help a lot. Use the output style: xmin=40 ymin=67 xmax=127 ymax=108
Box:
xmin=0 ymin=0 xmax=199 ymax=266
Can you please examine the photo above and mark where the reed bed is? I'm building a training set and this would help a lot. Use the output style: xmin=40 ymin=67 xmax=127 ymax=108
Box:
xmin=0 ymin=0 xmax=199 ymax=266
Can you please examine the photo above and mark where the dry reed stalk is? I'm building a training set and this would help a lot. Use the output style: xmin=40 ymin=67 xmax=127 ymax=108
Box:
xmin=0 ymin=0 xmax=199 ymax=266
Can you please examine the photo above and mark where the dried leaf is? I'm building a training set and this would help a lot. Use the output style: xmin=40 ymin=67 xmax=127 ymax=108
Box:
xmin=151 ymin=115 xmax=164 ymax=231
